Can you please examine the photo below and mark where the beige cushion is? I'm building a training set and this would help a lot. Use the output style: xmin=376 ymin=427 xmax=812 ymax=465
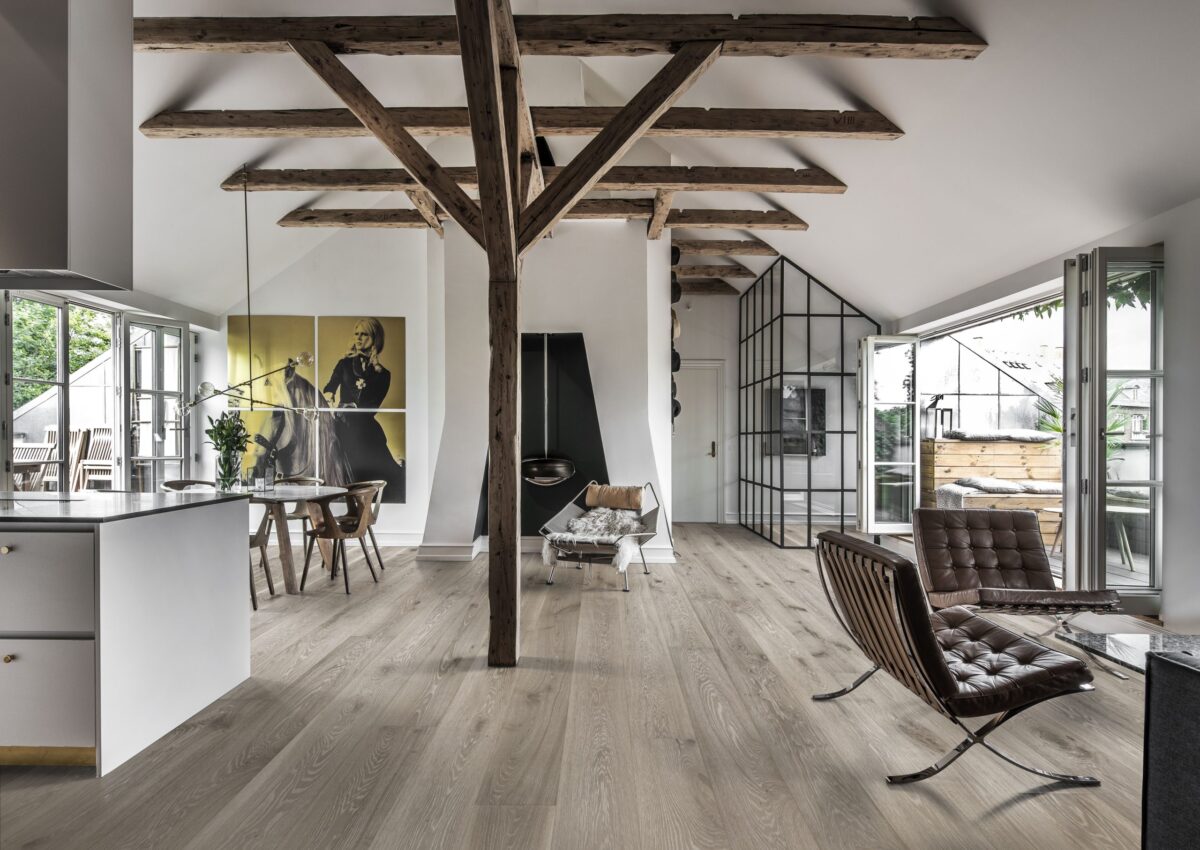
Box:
xmin=585 ymin=484 xmax=643 ymax=511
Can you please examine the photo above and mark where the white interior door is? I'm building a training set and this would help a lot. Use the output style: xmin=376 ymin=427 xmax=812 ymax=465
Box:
xmin=673 ymin=361 xmax=722 ymax=522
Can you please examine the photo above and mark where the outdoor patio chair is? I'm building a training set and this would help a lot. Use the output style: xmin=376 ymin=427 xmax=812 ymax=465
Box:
xmin=912 ymin=508 xmax=1121 ymax=635
xmin=812 ymin=531 xmax=1100 ymax=786
xmin=78 ymin=426 xmax=114 ymax=489
xmin=12 ymin=442 xmax=55 ymax=491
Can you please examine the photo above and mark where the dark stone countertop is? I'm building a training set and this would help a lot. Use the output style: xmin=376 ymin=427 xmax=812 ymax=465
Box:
xmin=0 ymin=490 xmax=250 ymax=524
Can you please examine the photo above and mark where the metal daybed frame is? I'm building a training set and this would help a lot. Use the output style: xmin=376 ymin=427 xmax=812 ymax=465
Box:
xmin=539 ymin=480 xmax=674 ymax=592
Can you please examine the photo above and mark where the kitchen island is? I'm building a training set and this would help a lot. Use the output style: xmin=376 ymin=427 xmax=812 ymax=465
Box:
xmin=0 ymin=490 xmax=250 ymax=776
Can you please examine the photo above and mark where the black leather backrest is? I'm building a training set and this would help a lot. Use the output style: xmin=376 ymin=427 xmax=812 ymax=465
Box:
xmin=912 ymin=508 xmax=1056 ymax=593
xmin=817 ymin=532 xmax=958 ymax=707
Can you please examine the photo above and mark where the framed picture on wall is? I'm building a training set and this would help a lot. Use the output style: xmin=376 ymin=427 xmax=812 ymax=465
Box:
xmin=764 ymin=384 xmax=826 ymax=456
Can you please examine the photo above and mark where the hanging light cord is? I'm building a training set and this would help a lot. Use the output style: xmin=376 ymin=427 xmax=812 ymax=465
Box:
xmin=543 ymin=333 xmax=549 ymax=456
xmin=243 ymin=165 xmax=254 ymax=410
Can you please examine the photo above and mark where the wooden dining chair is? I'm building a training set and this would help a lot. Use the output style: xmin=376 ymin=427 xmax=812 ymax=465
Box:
xmin=264 ymin=475 xmax=324 ymax=550
xmin=162 ymin=479 xmax=275 ymax=610
xmin=300 ymin=484 xmax=381 ymax=595
xmin=343 ymin=479 xmax=387 ymax=570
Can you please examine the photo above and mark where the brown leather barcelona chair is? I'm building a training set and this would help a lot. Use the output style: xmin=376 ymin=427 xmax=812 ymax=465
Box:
xmin=813 ymin=531 xmax=1099 ymax=786
xmin=912 ymin=508 xmax=1120 ymax=634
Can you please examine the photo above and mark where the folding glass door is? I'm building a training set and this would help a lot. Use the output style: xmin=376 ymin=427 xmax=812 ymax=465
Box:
xmin=125 ymin=321 xmax=189 ymax=492
xmin=1066 ymin=247 xmax=1164 ymax=613
xmin=1 ymin=293 xmax=118 ymax=492
xmin=857 ymin=336 xmax=920 ymax=535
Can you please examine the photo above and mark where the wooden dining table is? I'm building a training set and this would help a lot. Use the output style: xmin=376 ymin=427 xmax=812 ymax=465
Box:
xmin=250 ymin=484 xmax=347 ymax=594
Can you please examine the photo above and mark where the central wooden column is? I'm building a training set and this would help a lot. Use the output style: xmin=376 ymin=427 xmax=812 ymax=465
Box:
xmin=487 ymin=272 xmax=520 ymax=666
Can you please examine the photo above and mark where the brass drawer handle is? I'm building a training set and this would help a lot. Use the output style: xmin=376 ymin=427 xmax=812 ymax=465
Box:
xmin=2 ymin=654 xmax=15 ymax=664
xmin=0 ymin=546 xmax=11 ymax=555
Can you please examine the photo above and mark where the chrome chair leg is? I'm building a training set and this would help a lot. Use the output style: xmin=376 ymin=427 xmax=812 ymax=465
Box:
xmin=886 ymin=689 xmax=1100 ymax=786
xmin=546 ymin=561 xmax=558 ymax=585
xmin=639 ymin=546 xmax=650 ymax=575
xmin=623 ymin=569 xmax=630 ymax=592
xmin=812 ymin=665 xmax=880 ymax=701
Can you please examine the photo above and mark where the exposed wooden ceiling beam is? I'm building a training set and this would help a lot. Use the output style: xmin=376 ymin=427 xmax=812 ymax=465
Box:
xmin=492 ymin=0 xmax=543 ymax=206
xmin=221 ymin=165 xmax=846 ymax=194
xmin=134 ymin=15 xmax=986 ymax=59
xmin=455 ymin=0 xmax=516 ymax=279
xmin=286 ymin=39 xmax=484 ymax=246
xmin=519 ymin=40 xmax=723 ymax=253
xmin=669 ymin=209 xmax=808 ymax=230
xmin=679 ymin=279 xmax=740 ymax=295
xmin=647 ymin=190 xmax=674 ymax=240
xmin=405 ymin=189 xmax=443 ymax=235
xmin=674 ymin=263 xmax=756 ymax=280
xmin=672 ymin=238 xmax=778 ymax=256
xmin=278 ymin=202 xmax=808 ymax=230
xmin=141 ymin=107 xmax=902 ymax=140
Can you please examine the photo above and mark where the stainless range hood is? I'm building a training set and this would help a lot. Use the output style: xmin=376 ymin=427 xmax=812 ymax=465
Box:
xmin=0 ymin=0 xmax=132 ymax=291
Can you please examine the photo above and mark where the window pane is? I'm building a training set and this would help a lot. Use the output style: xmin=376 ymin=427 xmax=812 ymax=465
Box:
xmin=1106 ymin=269 xmax=1155 ymax=371
xmin=130 ymin=392 xmax=155 ymax=459
xmin=12 ymin=380 xmax=59 ymax=489
xmin=163 ymin=396 xmax=184 ymax=457
xmin=13 ymin=298 xmax=61 ymax=382
xmin=1106 ymin=377 xmax=1157 ymax=483
xmin=68 ymin=305 xmax=116 ymax=492
xmin=1104 ymin=486 xmax=1155 ymax=588
xmin=874 ymin=404 xmax=914 ymax=463
xmin=871 ymin=341 xmax=914 ymax=403
xmin=163 ymin=329 xmax=181 ymax=392
xmin=130 ymin=325 xmax=155 ymax=391
xmin=874 ymin=466 xmax=914 ymax=525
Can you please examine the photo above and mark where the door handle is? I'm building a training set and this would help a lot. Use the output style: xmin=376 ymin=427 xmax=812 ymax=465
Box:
xmin=709 ymin=441 xmax=717 ymax=458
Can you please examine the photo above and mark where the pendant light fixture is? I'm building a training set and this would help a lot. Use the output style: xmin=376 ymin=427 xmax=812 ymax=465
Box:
xmin=521 ymin=333 xmax=576 ymax=487
xmin=185 ymin=166 xmax=314 ymax=417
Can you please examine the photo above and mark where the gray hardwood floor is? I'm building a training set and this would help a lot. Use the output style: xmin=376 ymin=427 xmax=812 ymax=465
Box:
xmin=0 ymin=524 xmax=1143 ymax=849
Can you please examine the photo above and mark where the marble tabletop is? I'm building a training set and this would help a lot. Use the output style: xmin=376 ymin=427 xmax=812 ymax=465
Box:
xmin=1055 ymin=630 xmax=1200 ymax=674
xmin=248 ymin=484 xmax=347 ymax=504
xmin=0 ymin=490 xmax=250 ymax=523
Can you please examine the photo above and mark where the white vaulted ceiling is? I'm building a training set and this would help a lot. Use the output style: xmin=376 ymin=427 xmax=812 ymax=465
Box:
xmin=133 ymin=0 xmax=1200 ymax=320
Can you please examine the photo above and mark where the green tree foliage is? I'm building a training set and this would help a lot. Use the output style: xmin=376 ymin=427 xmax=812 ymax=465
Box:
xmin=12 ymin=300 xmax=112 ymax=408
xmin=1016 ymin=271 xmax=1152 ymax=320
xmin=1035 ymin=376 xmax=1129 ymax=460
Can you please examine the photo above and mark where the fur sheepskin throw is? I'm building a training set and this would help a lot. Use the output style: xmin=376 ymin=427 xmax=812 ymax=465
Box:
xmin=542 ymin=507 xmax=646 ymax=573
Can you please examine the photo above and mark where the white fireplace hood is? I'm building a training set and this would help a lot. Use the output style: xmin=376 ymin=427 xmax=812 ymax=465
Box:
xmin=0 ymin=0 xmax=132 ymax=291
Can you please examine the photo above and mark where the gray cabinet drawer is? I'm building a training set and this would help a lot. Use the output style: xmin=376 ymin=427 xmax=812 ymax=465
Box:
xmin=0 ymin=531 xmax=95 ymax=633
xmin=0 ymin=638 xmax=96 ymax=747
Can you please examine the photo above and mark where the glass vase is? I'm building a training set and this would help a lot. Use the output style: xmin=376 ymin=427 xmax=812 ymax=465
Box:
xmin=216 ymin=451 xmax=243 ymax=491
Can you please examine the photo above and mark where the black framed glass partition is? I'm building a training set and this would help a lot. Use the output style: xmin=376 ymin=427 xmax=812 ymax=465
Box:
xmin=738 ymin=257 xmax=880 ymax=548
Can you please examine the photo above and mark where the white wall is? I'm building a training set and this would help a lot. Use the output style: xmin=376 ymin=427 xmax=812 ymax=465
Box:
xmin=195 ymin=227 xmax=432 ymax=545
xmin=420 ymin=220 xmax=675 ymax=561
xmin=896 ymin=193 xmax=1200 ymax=632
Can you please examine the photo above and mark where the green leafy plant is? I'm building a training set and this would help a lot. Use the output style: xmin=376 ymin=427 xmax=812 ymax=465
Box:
xmin=204 ymin=411 xmax=250 ymax=489
xmin=1036 ymin=377 xmax=1130 ymax=459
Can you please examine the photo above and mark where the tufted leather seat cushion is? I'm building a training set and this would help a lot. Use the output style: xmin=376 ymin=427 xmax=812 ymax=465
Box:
xmin=932 ymin=606 xmax=1093 ymax=717
xmin=978 ymin=587 xmax=1121 ymax=609
xmin=914 ymin=508 xmax=1056 ymax=595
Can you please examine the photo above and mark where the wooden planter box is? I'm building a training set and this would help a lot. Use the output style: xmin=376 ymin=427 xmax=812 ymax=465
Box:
xmin=920 ymin=439 xmax=1063 ymax=547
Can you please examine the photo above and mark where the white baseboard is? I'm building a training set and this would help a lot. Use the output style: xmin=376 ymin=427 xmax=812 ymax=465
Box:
xmin=416 ymin=536 xmax=486 ymax=562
